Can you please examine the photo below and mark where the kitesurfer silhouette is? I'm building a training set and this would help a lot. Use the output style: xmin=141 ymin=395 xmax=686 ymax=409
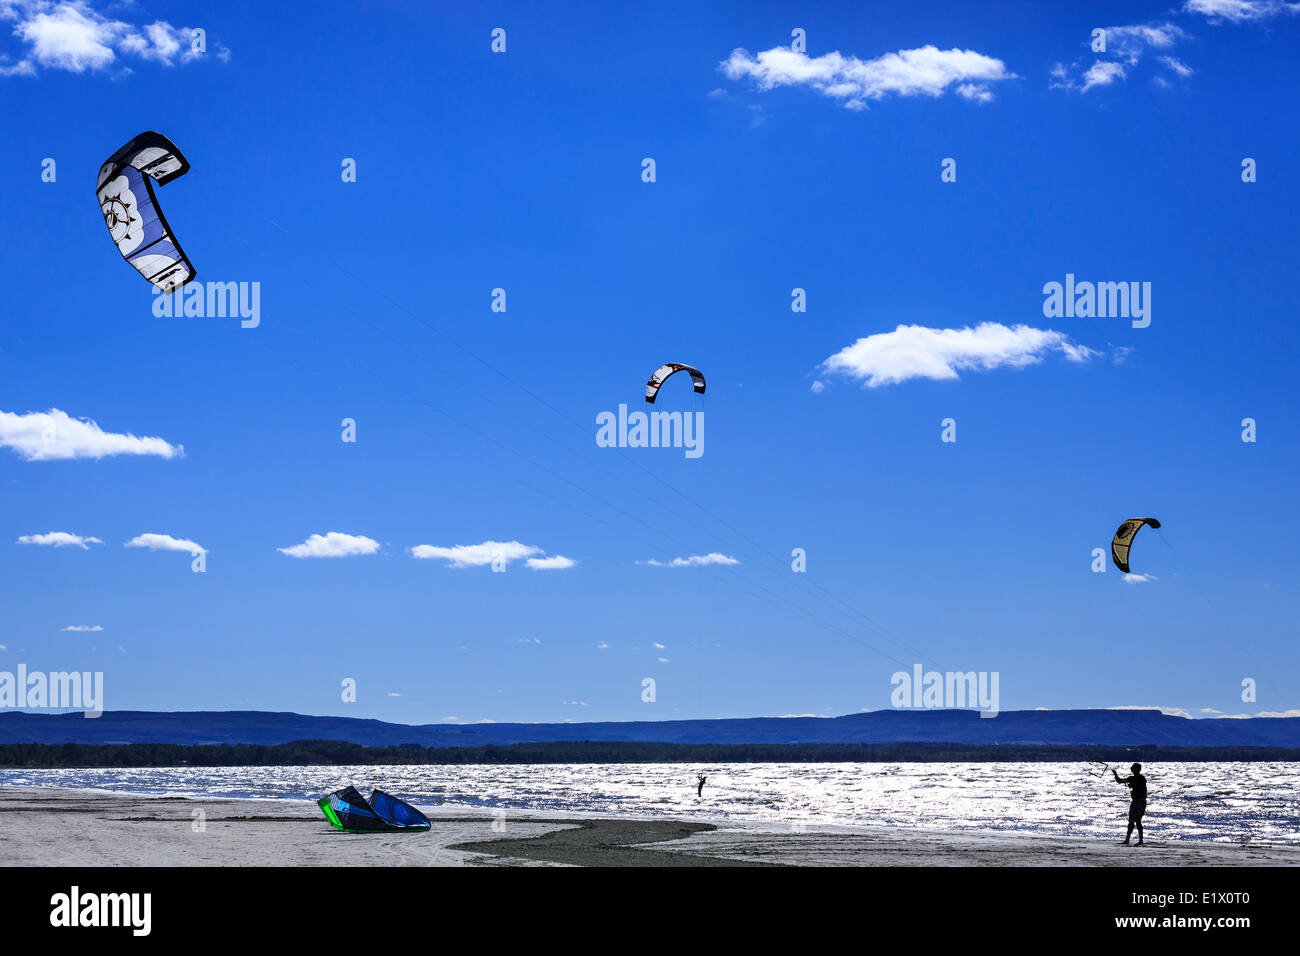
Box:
xmin=1113 ymin=763 xmax=1148 ymax=845
xmin=697 ymin=774 xmax=707 ymax=798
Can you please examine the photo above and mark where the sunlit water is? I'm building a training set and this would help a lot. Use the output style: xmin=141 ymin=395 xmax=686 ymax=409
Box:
xmin=3 ymin=762 xmax=1297 ymax=844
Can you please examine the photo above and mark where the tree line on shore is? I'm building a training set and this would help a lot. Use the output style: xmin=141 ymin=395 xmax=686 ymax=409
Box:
xmin=2 ymin=739 xmax=1298 ymax=768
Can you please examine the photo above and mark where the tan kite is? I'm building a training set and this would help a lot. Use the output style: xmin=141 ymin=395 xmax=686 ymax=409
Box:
xmin=1111 ymin=518 xmax=1161 ymax=573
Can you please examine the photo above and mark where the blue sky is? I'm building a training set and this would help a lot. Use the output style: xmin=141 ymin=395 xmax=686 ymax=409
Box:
xmin=1 ymin=0 xmax=1297 ymax=725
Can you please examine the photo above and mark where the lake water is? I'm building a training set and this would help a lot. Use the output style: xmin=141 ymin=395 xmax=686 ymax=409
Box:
xmin=3 ymin=761 xmax=1297 ymax=843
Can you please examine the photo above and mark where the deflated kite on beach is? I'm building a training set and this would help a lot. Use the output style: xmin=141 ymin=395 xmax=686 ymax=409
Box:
xmin=317 ymin=786 xmax=431 ymax=833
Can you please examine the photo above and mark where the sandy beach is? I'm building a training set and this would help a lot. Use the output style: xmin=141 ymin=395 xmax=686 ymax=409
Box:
xmin=1 ymin=786 xmax=1296 ymax=867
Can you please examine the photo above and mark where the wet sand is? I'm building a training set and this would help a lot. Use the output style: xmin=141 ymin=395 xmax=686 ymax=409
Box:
xmin=1 ymin=787 xmax=1296 ymax=867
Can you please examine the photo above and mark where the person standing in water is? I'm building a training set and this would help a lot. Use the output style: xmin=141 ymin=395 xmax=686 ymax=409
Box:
xmin=1113 ymin=763 xmax=1147 ymax=845
xmin=696 ymin=774 xmax=707 ymax=798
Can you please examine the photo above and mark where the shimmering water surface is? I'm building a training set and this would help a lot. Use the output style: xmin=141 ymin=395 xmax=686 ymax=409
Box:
xmin=3 ymin=762 xmax=1297 ymax=844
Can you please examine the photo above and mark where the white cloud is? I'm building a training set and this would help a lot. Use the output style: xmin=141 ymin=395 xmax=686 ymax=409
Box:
xmin=1108 ymin=704 xmax=1192 ymax=717
xmin=410 ymin=539 xmax=545 ymax=569
xmin=13 ymin=2 xmax=116 ymax=71
xmin=1051 ymin=23 xmax=1189 ymax=92
xmin=17 ymin=531 xmax=102 ymax=549
xmin=1158 ymin=55 xmax=1195 ymax=77
xmin=657 ymin=657 xmax=670 ymax=663
xmin=525 ymin=554 xmax=577 ymax=570
xmin=387 ymin=692 xmax=401 ymax=697
xmin=652 ymin=642 xmax=665 ymax=649
xmin=1106 ymin=23 xmax=1187 ymax=60
xmin=60 ymin=624 xmax=102 ymax=632
xmin=518 ymin=637 xmax=541 ymax=645
xmin=124 ymin=532 xmax=206 ymax=554
xmin=1123 ymin=572 xmax=1157 ymax=584
xmin=1081 ymin=60 xmax=1126 ymax=90
xmin=639 ymin=552 xmax=740 ymax=568
xmin=0 ymin=408 xmax=183 ymax=461
xmin=1257 ymin=708 xmax=1300 ymax=717
xmin=596 ymin=641 xmax=610 ymax=649
xmin=820 ymin=323 xmax=1096 ymax=388
xmin=809 ymin=380 xmax=826 ymax=394
xmin=720 ymin=44 xmax=1014 ymax=110
xmin=0 ymin=1 xmax=228 ymax=76
xmin=954 ymin=82 xmax=995 ymax=103
xmin=277 ymin=532 xmax=379 ymax=559
xmin=1184 ymin=0 xmax=1300 ymax=22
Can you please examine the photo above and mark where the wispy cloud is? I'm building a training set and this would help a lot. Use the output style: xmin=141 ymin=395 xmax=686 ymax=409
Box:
xmin=277 ymin=532 xmax=379 ymax=559
xmin=720 ymin=44 xmax=1014 ymax=110
xmin=1050 ymin=22 xmax=1189 ymax=92
xmin=17 ymin=531 xmax=102 ymax=549
xmin=1108 ymin=704 xmax=1192 ymax=718
xmin=0 ymin=408 xmax=183 ymax=461
xmin=1106 ymin=23 xmax=1187 ymax=61
xmin=820 ymin=323 xmax=1096 ymax=388
xmin=125 ymin=533 xmax=206 ymax=554
xmin=0 ymin=0 xmax=229 ymax=77
xmin=525 ymin=554 xmax=577 ymax=570
xmin=60 ymin=624 xmax=102 ymax=632
xmin=1081 ymin=60 xmax=1126 ymax=91
xmin=1184 ymin=0 xmax=1300 ymax=23
xmin=412 ymin=539 xmax=537 ymax=567
xmin=639 ymin=552 xmax=739 ymax=568
xmin=410 ymin=539 xmax=571 ymax=570
xmin=1123 ymin=572 xmax=1157 ymax=584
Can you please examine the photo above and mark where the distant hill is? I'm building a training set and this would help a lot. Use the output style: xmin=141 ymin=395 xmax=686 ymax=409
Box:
xmin=2 ymin=708 xmax=1298 ymax=748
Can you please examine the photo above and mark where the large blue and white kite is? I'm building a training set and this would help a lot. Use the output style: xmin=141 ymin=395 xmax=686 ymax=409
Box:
xmin=96 ymin=131 xmax=196 ymax=292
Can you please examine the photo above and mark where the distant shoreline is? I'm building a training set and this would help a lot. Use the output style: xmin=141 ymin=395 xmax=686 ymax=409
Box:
xmin=4 ymin=739 xmax=1300 ymax=768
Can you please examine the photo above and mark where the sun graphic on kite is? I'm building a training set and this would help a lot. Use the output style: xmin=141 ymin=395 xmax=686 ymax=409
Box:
xmin=101 ymin=192 xmax=138 ymax=245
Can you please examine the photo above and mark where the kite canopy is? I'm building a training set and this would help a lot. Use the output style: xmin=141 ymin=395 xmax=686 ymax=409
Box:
xmin=645 ymin=363 xmax=705 ymax=404
xmin=1111 ymin=517 xmax=1161 ymax=573
xmin=96 ymin=131 xmax=196 ymax=293
xmin=317 ymin=786 xmax=431 ymax=833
